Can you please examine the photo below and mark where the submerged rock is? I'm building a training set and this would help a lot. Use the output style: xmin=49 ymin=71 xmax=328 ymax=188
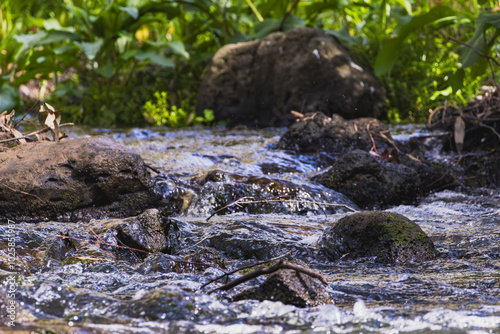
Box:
xmin=233 ymin=267 xmax=332 ymax=307
xmin=91 ymin=209 xmax=181 ymax=254
xmin=187 ymin=169 xmax=357 ymax=216
xmin=0 ymin=136 xmax=160 ymax=221
xmin=320 ymin=211 xmax=437 ymax=264
xmin=35 ymin=209 xmax=180 ymax=267
xmin=197 ymin=27 xmax=385 ymax=126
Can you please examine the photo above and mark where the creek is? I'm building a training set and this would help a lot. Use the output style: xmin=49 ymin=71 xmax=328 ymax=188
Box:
xmin=1 ymin=125 xmax=499 ymax=333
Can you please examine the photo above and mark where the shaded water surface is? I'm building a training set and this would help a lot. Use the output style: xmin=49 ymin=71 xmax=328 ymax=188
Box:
xmin=1 ymin=126 xmax=499 ymax=333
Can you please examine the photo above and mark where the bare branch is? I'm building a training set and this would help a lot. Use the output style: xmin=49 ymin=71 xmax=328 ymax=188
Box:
xmin=206 ymin=196 xmax=358 ymax=221
xmin=200 ymin=251 xmax=292 ymax=289
xmin=0 ymin=123 xmax=74 ymax=144
xmin=1 ymin=181 xmax=47 ymax=205
xmin=278 ymin=0 xmax=301 ymax=32
xmin=206 ymin=260 xmax=328 ymax=294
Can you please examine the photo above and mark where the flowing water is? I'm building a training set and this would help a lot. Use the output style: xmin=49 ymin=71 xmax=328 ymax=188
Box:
xmin=1 ymin=125 xmax=499 ymax=333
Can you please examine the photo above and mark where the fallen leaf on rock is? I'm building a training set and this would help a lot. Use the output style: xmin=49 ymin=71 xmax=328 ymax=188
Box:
xmin=39 ymin=102 xmax=62 ymax=141
xmin=454 ymin=116 xmax=465 ymax=154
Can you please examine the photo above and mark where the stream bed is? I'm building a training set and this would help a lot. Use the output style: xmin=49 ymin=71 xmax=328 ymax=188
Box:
xmin=1 ymin=125 xmax=499 ymax=333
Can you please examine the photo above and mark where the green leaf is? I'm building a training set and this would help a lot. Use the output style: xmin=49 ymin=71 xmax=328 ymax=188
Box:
xmin=303 ymin=0 xmax=349 ymax=16
xmin=43 ymin=18 xmax=63 ymax=31
xmin=375 ymin=5 xmax=458 ymax=76
xmin=119 ymin=6 xmax=139 ymax=20
xmin=80 ymin=39 xmax=104 ymax=60
xmin=282 ymin=15 xmax=306 ymax=31
xmin=374 ymin=38 xmax=404 ymax=76
xmin=394 ymin=0 xmax=412 ymax=15
xmin=449 ymin=68 xmax=465 ymax=92
xmin=167 ymin=41 xmax=190 ymax=59
xmin=254 ymin=18 xmax=280 ymax=39
xmin=470 ymin=57 xmax=488 ymax=77
xmin=95 ymin=62 xmax=114 ymax=78
xmin=134 ymin=50 xmax=175 ymax=68
xmin=254 ymin=15 xmax=306 ymax=39
xmin=39 ymin=30 xmax=82 ymax=45
xmin=326 ymin=28 xmax=359 ymax=47
xmin=228 ymin=32 xmax=251 ymax=44
xmin=121 ymin=49 xmax=137 ymax=60
xmin=0 ymin=84 xmax=19 ymax=111
xmin=139 ymin=1 xmax=181 ymax=17
xmin=461 ymin=13 xmax=500 ymax=68
xmin=14 ymin=32 xmax=47 ymax=49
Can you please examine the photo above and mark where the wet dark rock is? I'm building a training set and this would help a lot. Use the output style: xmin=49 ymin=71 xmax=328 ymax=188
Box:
xmin=0 ymin=136 xmax=160 ymax=221
xmin=277 ymin=112 xmax=391 ymax=154
xmin=91 ymin=209 xmax=181 ymax=254
xmin=277 ymin=112 xmax=454 ymax=208
xmin=320 ymin=211 xmax=437 ymax=264
xmin=36 ymin=209 xmax=180 ymax=266
xmin=119 ymin=287 xmax=210 ymax=320
xmin=187 ymin=169 xmax=357 ymax=216
xmin=135 ymin=254 xmax=181 ymax=275
xmin=196 ymin=218 xmax=319 ymax=261
xmin=153 ymin=174 xmax=198 ymax=215
xmin=311 ymin=149 xmax=422 ymax=208
xmin=233 ymin=268 xmax=332 ymax=307
xmin=197 ymin=27 xmax=386 ymax=127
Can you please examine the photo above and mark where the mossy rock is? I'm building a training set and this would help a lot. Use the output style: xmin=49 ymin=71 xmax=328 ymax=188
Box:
xmin=320 ymin=211 xmax=436 ymax=264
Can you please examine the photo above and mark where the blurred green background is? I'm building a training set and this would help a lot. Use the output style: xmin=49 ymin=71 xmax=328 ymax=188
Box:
xmin=1 ymin=0 xmax=499 ymax=126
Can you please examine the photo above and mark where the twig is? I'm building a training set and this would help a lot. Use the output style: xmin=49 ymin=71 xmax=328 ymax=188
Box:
xmin=58 ymin=234 xmax=213 ymax=267
xmin=13 ymin=100 xmax=40 ymax=128
xmin=174 ymin=235 xmax=210 ymax=255
xmin=206 ymin=196 xmax=359 ymax=221
xmin=444 ymin=33 xmax=499 ymax=85
xmin=444 ymin=33 xmax=500 ymax=67
xmin=90 ymin=228 xmax=107 ymax=244
xmin=0 ymin=123 xmax=74 ymax=144
xmin=207 ymin=260 xmax=328 ymax=294
xmin=370 ymin=130 xmax=400 ymax=152
xmin=59 ymin=234 xmax=151 ymax=254
xmin=479 ymin=122 xmax=500 ymax=141
xmin=1 ymin=182 xmax=47 ymax=205
xmin=145 ymin=164 xmax=161 ymax=174
xmin=367 ymin=121 xmax=380 ymax=156
xmin=200 ymin=251 xmax=292 ymax=289
xmin=278 ymin=0 xmax=301 ymax=31
xmin=58 ymin=234 xmax=214 ymax=268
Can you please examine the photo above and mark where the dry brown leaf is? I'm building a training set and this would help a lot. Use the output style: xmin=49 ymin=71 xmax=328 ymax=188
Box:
xmin=454 ymin=116 xmax=465 ymax=154
xmin=39 ymin=102 xmax=62 ymax=141
xmin=0 ymin=110 xmax=14 ymax=132
xmin=10 ymin=128 xmax=27 ymax=144
xmin=0 ymin=111 xmax=27 ymax=144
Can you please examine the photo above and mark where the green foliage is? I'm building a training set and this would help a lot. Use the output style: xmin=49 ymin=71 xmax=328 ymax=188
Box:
xmin=142 ymin=91 xmax=214 ymax=127
xmin=143 ymin=91 xmax=187 ymax=127
xmin=194 ymin=109 xmax=215 ymax=125
xmin=1 ymin=0 xmax=500 ymax=125
xmin=313 ymin=0 xmax=500 ymax=122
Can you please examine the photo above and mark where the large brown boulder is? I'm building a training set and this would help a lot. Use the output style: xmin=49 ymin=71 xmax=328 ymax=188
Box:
xmin=196 ymin=27 xmax=386 ymax=127
xmin=0 ymin=136 xmax=160 ymax=221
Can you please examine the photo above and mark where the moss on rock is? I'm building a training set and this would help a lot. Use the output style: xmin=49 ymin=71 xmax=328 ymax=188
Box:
xmin=320 ymin=211 xmax=436 ymax=264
